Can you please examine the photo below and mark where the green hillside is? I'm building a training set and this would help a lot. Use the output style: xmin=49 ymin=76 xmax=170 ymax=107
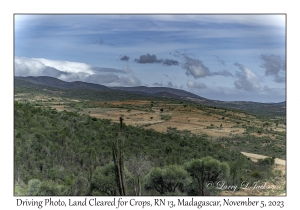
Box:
xmin=14 ymin=102 xmax=281 ymax=196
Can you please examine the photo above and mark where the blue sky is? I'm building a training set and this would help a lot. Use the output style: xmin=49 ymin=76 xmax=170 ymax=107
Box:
xmin=14 ymin=14 xmax=286 ymax=102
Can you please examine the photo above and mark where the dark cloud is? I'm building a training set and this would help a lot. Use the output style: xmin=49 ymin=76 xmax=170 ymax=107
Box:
xmin=120 ymin=55 xmax=130 ymax=61
xmin=135 ymin=53 xmax=179 ymax=66
xmin=163 ymin=59 xmax=179 ymax=66
xmin=215 ymin=56 xmax=226 ymax=66
xmin=135 ymin=53 xmax=162 ymax=64
xmin=260 ymin=54 xmax=285 ymax=83
xmin=233 ymin=62 xmax=262 ymax=92
xmin=260 ymin=54 xmax=285 ymax=76
xmin=186 ymin=80 xmax=207 ymax=89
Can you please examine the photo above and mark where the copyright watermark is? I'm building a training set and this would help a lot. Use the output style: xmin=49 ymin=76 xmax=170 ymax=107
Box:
xmin=205 ymin=180 xmax=283 ymax=192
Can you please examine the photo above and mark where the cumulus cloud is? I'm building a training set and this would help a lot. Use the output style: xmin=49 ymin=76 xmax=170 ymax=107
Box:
xmin=186 ymin=80 xmax=207 ymax=89
xmin=135 ymin=53 xmax=162 ymax=64
xmin=14 ymin=57 xmax=141 ymax=87
xmin=135 ymin=53 xmax=179 ymax=66
xmin=15 ymin=57 xmax=68 ymax=77
xmin=182 ymin=56 xmax=210 ymax=78
xmin=260 ymin=54 xmax=285 ymax=83
xmin=182 ymin=56 xmax=232 ymax=78
xmin=120 ymin=55 xmax=130 ymax=61
xmin=233 ymin=62 xmax=262 ymax=92
xmin=173 ymin=52 xmax=233 ymax=78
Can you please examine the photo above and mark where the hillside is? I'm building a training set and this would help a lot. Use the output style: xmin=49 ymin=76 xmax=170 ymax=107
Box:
xmin=111 ymin=86 xmax=205 ymax=99
xmin=15 ymin=76 xmax=286 ymax=117
xmin=14 ymin=102 xmax=284 ymax=196
xmin=15 ymin=76 xmax=110 ymax=90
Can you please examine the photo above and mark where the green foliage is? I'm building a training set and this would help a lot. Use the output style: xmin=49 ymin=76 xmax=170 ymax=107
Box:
xmin=250 ymin=170 xmax=261 ymax=178
xmin=258 ymin=157 xmax=275 ymax=169
xmin=35 ymin=180 xmax=67 ymax=196
xmin=14 ymin=101 xmax=280 ymax=196
xmin=67 ymin=176 xmax=90 ymax=196
xmin=217 ymin=135 xmax=285 ymax=160
xmin=144 ymin=165 xmax=189 ymax=195
xmin=184 ymin=156 xmax=230 ymax=195
xmin=27 ymin=179 xmax=41 ymax=195
xmin=91 ymin=163 xmax=118 ymax=196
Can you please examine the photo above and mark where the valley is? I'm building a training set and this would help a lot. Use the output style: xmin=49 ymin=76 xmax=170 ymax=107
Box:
xmin=14 ymin=76 xmax=286 ymax=196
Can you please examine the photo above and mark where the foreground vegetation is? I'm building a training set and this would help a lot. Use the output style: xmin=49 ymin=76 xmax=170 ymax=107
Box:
xmin=14 ymin=102 xmax=284 ymax=196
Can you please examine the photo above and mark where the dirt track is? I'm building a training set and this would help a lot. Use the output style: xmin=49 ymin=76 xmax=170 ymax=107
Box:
xmin=241 ymin=152 xmax=286 ymax=165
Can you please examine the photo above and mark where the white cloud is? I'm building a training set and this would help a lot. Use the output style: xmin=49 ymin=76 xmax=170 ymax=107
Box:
xmin=14 ymin=57 xmax=67 ymax=77
xmin=234 ymin=62 xmax=262 ymax=92
xmin=173 ymin=52 xmax=233 ymax=78
xmin=14 ymin=57 xmax=141 ymax=87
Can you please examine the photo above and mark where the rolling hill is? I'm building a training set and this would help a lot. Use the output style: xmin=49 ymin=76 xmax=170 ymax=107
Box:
xmin=14 ymin=76 xmax=286 ymax=117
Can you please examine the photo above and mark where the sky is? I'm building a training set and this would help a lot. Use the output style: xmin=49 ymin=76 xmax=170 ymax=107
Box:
xmin=14 ymin=14 xmax=286 ymax=102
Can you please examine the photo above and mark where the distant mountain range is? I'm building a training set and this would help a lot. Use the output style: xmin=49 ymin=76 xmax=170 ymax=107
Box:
xmin=15 ymin=76 xmax=110 ymax=91
xmin=14 ymin=76 xmax=286 ymax=117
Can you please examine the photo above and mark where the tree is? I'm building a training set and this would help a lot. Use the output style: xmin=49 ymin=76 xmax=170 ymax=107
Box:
xmin=230 ymin=157 xmax=246 ymax=186
xmin=67 ymin=176 xmax=90 ymax=196
xmin=119 ymin=116 xmax=124 ymax=130
xmin=144 ymin=165 xmax=189 ymax=195
xmin=91 ymin=163 xmax=118 ymax=196
xmin=126 ymin=154 xmax=152 ymax=196
xmin=27 ymin=179 xmax=41 ymax=195
xmin=184 ymin=156 xmax=230 ymax=195
xmin=112 ymin=134 xmax=126 ymax=196
xmin=35 ymin=180 xmax=67 ymax=196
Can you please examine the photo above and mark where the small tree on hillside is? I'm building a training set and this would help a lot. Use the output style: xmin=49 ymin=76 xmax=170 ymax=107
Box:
xmin=144 ymin=165 xmax=189 ymax=195
xmin=184 ymin=156 xmax=230 ymax=196
xmin=126 ymin=154 xmax=152 ymax=196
